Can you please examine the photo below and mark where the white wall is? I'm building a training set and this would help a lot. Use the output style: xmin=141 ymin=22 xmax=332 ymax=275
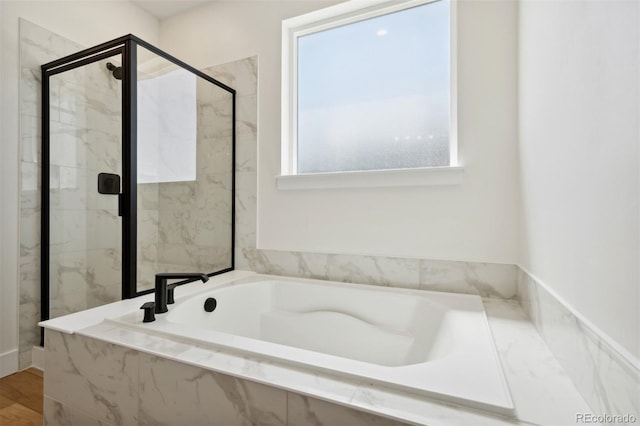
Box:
xmin=519 ymin=0 xmax=639 ymax=359
xmin=161 ymin=0 xmax=520 ymax=264
xmin=0 ymin=0 xmax=159 ymax=374
xmin=0 ymin=1 xmax=18 ymax=376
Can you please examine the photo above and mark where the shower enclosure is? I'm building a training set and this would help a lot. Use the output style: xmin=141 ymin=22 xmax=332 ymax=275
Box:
xmin=40 ymin=35 xmax=235 ymax=336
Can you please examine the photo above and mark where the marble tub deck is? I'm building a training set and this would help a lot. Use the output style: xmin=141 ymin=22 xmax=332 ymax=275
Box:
xmin=41 ymin=272 xmax=591 ymax=426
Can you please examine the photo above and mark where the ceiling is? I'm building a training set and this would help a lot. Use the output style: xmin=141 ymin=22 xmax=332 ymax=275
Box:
xmin=131 ymin=0 xmax=212 ymax=20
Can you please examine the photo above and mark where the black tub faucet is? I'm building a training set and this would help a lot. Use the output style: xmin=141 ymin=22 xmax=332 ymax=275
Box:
xmin=155 ymin=273 xmax=209 ymax=314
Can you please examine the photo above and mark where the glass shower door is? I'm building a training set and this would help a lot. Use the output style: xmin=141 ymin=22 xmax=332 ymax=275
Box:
xmin=46 ymin=53 xmax=124 ymax=319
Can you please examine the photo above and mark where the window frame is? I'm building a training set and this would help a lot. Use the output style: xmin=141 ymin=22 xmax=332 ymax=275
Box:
xmin=280 ymin=0 xmax=460 ymax=188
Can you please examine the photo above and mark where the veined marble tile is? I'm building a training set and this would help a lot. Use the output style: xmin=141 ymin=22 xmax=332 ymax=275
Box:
xmin=517 ymin=269 xmax=640 ymax=420
xmin=236 ymin=134 xmax=257 ymax=173
xmin=50 ymin=167 xmax=87 ymax=210
xmin=86 ymin=248 xmax=121 ymax=309
xmin=20 ymin=208 xmax=40 ymax=282
xmin=138 ymin=353 xmax=286 ymax=426
xmin=21 ymin=162 xmax=39 ymax=198
xmin=49 ymin=209 xmax=87 ymax=254
xmin=199 ymin=97 xmax=234 ymax=139
xmin=158 ymin=181 xmax=197 ymax=210
xmin=20 ymin=67 xmax=41 ymax=118
xmin=85 ymin=101 xmax=121 ymax=135
xmin=256 ymin=250 xmax=330 ymax=280
xmin=201 ymin=57 xmax=257 ymax=98
xmin=158 ymin=209 xmax=196 ymax=245
xmin=197 ymin=136 xmax=233 ymax=175
xmin=49 ymin=121 xmax=87 ymax=169
xmin=44 ymin=330 xmax=139 ymax=425
xmin=20 ymin=19 xmax=83 ymax=69
xmin=287 ymin=393 xmax=409 ymax=426
xmin=84 ymin=129 xmax=121 ymax=173
xmin=483 ymin=299 xmax=592 ymax=425
xmin=328 ymin=254 xmax=420 ymax=289
xmin=137 ymin=182 xmax=160 ymax=211
xmin=195 ymin=172 xmax=233 ymax=212
xmin=18 ymin=290 xmax=40 ymax=369
xmin=137 ymin=212 xmax=159 ymax=263
xmin=204 ymin=62 xmax=236 ymax=88
xmin=57 ymin=78 xmax=88 ymax=126
xmin=237 ymin=95 xmax=257 ymax=138
xmin=419 ymin=260 xmax=517 ymax=299
xmin=235 ymin=170 xmax=257 ymax=252
xmin=235 ymin=57 xmax=258 ymax=97
xmin=20 ymin=113 xmax=40 ymax=164
xmin=48 ymin=250 xmax=87 ymax=300
xmin=44 ymin=397 xmax=114 ymax=426
xmin=137 ymin=260 xmax=159 ymax=292
xmin=86 ymin=209 xmax=121 ymax=250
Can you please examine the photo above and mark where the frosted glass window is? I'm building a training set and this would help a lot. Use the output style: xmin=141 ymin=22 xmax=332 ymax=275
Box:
xmin=297 ymin=0 xmax=450 ymax=174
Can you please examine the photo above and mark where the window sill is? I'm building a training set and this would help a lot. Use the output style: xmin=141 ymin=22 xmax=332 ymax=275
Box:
xmin=276 ymin=166 xmax=464 ymax=190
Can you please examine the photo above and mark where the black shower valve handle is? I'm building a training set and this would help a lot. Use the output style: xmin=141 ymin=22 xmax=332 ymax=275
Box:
xmin=167 ymin=284 xmax=177 ymax=305
xmin=140 ymin=302 xmax=156 ymax=323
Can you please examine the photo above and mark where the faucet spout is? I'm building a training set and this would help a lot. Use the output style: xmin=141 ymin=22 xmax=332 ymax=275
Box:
xmin=154 ymin=273 xmax=209 ymax=314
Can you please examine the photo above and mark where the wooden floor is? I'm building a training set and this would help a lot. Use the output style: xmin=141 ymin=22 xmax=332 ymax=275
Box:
xmin=0 ymin=368 xmax=43 ymax=426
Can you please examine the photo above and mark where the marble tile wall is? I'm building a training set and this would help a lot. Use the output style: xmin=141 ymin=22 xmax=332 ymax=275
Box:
xmin=202 ymin=57 xmax=257 ymax=276
xmin=19 ymin=20 xmax=81 ymax=368
xmin=19 ymin=20 xmax=122 ymax=368
xmin=517 ymin=268 xmax=640 ymax=420
xmin=47 ymin=57 xmax=123 ymax=317
xmin=44 ymin=329 xmax=409 ymax=426
xmin=136 ymin=62 xmax=236 ymax=291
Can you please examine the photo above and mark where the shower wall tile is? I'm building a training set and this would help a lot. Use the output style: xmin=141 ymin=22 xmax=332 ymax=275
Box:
xmin=235 ymin=57 xmax=258 ymax=97
xmin=237 ymin=94 xmax=258 ymax=137
xmin=19 ymin=19 xmax=123 ymax=368
xmin=86 ymin=209 xmax=121 ymax=250
xmin=86 ymin=248 xmax=121 ymax=309
xmin=517 ymin=268 xmax=640 ymax=420
xmin=195 ymin=173 xmax=232 ymax=212
xmin=20 ymin=68 xmax=41 ymax=118
xmin=137 ymin=183 xmax=160 ymax=211
xmin=19 ymin=280 xmax=41 ymax=366
xmin=20 ymin=207 xmax=40 ymax=281
xmin=85 ymin=130 xmax=121 ymax=173
xmin=235 ymin=170 xmax=257 ymax=267
xmin=236 ymin=134 xmax=257 ymax=172
xmin=198 ymin=137 xmax=233 ymax=175
xmin=150 ymin=68 xmax=234 ymax=278
xmin=137 ymin=260 xmax=158 ymax=292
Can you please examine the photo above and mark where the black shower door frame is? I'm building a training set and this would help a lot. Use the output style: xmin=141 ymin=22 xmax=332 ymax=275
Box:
xmin=41 ymin=35 xmax=236 ymax=344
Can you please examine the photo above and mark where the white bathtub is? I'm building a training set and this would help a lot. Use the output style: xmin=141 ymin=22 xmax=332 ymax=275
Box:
xmin=110 ymin=274 xmax=514 ymax=415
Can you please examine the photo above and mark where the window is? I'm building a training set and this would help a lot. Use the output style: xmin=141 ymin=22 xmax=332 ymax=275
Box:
xmin=280 ymin=0 xmax=460 ymax=189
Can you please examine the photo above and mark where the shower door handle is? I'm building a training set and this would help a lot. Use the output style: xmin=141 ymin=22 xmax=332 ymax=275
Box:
xmin=96 ymin=172 xmax=123 ymax=216
xmin=118 ymin=193 xmax=125 ymax=217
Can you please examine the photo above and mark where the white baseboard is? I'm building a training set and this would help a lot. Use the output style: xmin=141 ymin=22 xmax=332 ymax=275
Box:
xmin=31 ymin=346 xmax=44 ymax=371
xmin=0 ymin=349 xmax=19 ymax=378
